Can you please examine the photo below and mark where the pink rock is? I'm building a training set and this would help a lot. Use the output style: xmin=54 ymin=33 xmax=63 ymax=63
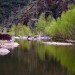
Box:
xmin=0 ymin=48 xmax=10 ymax=56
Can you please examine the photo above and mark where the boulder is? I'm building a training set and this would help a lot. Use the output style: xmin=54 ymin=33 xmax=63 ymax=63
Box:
xmin=0 ymin=42 xmax=19 ymax=49
xmin=0 ymin=48 xmax=10 ymax=56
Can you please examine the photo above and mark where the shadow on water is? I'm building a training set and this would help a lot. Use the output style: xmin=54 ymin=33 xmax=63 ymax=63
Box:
xmin=0 ymin=40 xmax=75 ymax=75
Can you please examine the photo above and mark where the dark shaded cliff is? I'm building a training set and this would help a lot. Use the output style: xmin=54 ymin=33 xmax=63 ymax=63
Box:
xmin=0 ymin=0 xmax=35 ymax=24
xmin=0 ymin=0 xmax=75 ymax=27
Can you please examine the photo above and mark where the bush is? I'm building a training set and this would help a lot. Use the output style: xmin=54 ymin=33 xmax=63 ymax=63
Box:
xmin=7 ymin=24 xmax=16 ymax=36
xmin=45 ymin=19 xmax=57 ymax=36
xmin=35 ymin=13 xmax=53 ymax=35
xmin=15 ymin=23 xmax=32 ymax=36
xmin=68 ymin=3 xmax=75 ymax=10
xmin=22 ymin=25 xmax=32 ymax=36
xmin=35 ymin=13 xmax=46 ymax=35
xmin=6 ymin=23 xmax=32 ymax=36
xmin=45 ymin=8 xmax=75 ymax=39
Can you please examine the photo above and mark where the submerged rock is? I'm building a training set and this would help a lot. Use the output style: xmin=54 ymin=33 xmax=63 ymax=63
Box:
xmin=0 ymin=48 xmax=10 ymax=56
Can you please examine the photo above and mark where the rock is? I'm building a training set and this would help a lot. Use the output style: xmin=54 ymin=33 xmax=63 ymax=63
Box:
xmin=19 ymin=36 xmax=28 ymax=40
xmin=34 ymin=35 xmax=41 ymax=41
xmin=27 ymin=36 xmax=33 ymax=41
xmin=12 ymin=42 xmax=19 ymax=47
xmin=41 ymin=36 xmax=52 ymax=40
xmin=0 ymin=42 xmax=19 ymax=49
xmin=0 ymin=48 xmax=10 ymax=56
xmin=42 ymin=42 xmax=73 ymax=46
xmin=14 ymin=36 xmax=20 ymax=39
xmin=66 ymin=40 xmax=75 ymax=43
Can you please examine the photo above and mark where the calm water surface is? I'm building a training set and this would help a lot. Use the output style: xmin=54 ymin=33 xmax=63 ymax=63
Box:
xmin=0 ymin=40 xmax=75 ymax=75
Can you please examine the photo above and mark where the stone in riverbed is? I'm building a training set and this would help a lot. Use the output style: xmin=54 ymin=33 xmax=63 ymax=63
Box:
xmin=0 ymin=42 xmax=19 ymax=49
xmin=0 ymin=48 xmax=10 ymax=56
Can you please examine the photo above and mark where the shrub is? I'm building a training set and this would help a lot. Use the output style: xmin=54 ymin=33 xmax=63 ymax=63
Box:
xmin=15 ymin=23 xmax=24 ymax=36
xmin=68 ymin=3 xmax=75 ymax=10
xmin=35 ymin=13 xmax=53 ymax=35
xmin=45 ymin=19 xmax=57 ymax=36
xmin=35 ymin=13 xmax=46 ymax=35
xmin=22 ymin=25 xmax=32 ymax=36
xmin=14 ymin=23 xmax=32 ymax=36
xmin=59 ymin=8 xmax=75 ymax=38
xmin=45 ymin=8 xmax=75 ymax=39
xmin=7 ymin=24 xmax=16 ymax=36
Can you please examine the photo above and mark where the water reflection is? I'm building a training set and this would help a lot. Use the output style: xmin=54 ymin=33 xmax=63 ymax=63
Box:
xmin=0 ymin=40 xmax=75 ymax=75
xmin=35 ymin=42 xmax=75 ymax=74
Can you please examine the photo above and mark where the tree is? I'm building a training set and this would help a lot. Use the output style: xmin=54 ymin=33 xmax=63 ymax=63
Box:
xmin=35 ymin=13 xmax=47 ymax=35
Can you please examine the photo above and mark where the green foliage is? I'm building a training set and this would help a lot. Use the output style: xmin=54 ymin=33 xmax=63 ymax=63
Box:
xmin=15 ymin=23 xmax=24 ymax=36
xmin=7 ymin=24 xmax=16 ymax=35
xmin=22 ymin=25 xmax=32 ymax=36
xmin=35 ymin=13 xmax=53 ymax=35
xmin=68 ymin=3 xmax=75 ymax=9
xmin=14 ymin=23 xmax=32 ymax=36
xmin=35 ymin=13 xmax=46 ymax=35
xmin=45 ymin=19 xmax=57 ymax=36
xmin=2 ymin=23 xmax=32 ymax=36
xmin=45 ymin=8 xmax=75 ymax=39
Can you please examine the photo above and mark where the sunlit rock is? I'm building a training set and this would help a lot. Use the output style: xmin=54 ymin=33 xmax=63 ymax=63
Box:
xmin=41 ymin=36 xmax=52 ymax=40
xmin=27 ymin=36 xmax=33 ymax=41
xmin=14 ymin=36 xmax=20 ymax=39
xmin=12 ymin=42 xmax=19 ymax=47
xmin=0 ymin=42 xmax=19 ymax=49
xmin=0 ymin=48 xmax=10 ymax=56
xmin=34 ymin=35 xmax=41 ymax=41
xmin=42 ymin=42 xmax=73 ymax=46
xmin=21 ymin=37 xmax=27 ymax=40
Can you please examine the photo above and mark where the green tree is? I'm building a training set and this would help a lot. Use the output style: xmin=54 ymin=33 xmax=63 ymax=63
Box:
xmin=35 ymin=13 xmax=53 ymax=35
xmin=7 ymin=24 xmax=16 ymax=36
xmin=45 ymin=8 xmax=75 ymax=39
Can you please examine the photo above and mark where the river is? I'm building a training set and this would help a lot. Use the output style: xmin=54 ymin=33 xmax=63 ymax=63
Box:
xmin=0 ymin=40 xmax=75 ymax=75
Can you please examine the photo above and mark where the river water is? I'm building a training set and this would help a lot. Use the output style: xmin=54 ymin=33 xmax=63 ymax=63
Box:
xmin=0 ymin=40 xmax=75 ymax=75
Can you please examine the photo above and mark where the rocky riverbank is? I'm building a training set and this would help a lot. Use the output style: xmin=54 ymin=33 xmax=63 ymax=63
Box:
xmin=0 ymin=40 xmax=19 ymax=56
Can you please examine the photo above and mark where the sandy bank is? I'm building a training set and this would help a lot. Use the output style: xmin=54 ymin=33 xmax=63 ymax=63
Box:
xmin=42 ymin=42 xmax=73 ymax=46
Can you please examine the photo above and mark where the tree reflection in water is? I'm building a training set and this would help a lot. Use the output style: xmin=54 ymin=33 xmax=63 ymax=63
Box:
xmin=0 ymin=40 xmax=75 ymax=75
